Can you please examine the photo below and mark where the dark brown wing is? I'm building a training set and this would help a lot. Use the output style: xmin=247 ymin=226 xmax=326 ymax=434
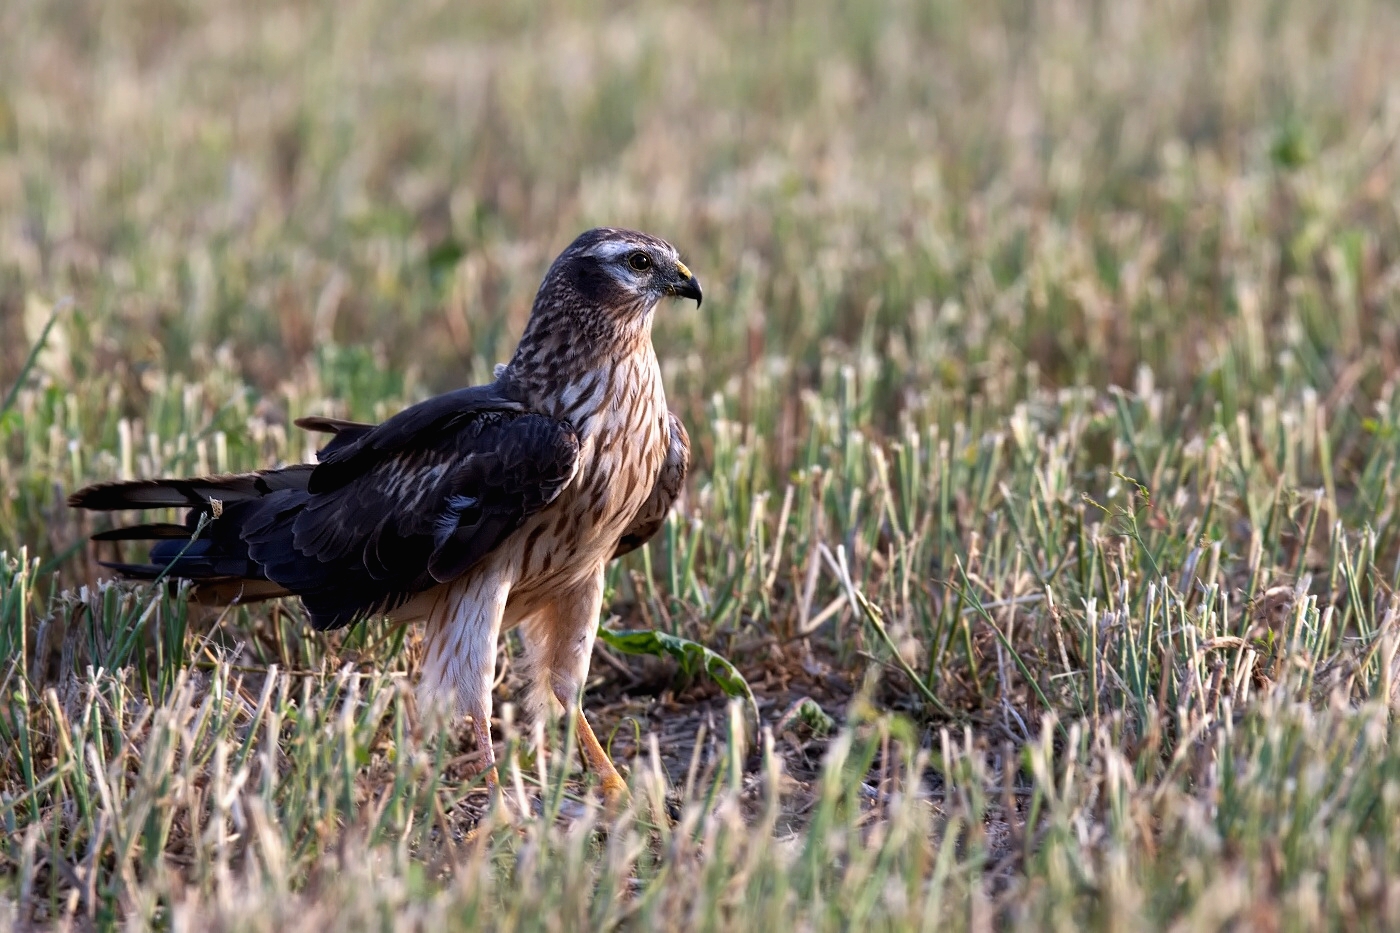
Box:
xmin=293 ymin=415 xmax=374 ymax=461
xmin=305 ymin=384 xmax=526 ymax=493
xmin=612 ymin=411 xmax=689 ymax=558
xmin=293 ymin=415 xmax=372 ymax=435
xmin=71 ymin=388 xmax=578 ymax=631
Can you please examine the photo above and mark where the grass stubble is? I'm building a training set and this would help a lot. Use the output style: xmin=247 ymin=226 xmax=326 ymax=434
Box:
xmin=5 ymin=0 xmax=1400 ymax=928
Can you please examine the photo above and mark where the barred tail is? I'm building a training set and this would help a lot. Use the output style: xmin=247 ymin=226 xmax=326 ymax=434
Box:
xmin=69 ymin=466 xmax=315 ymax=605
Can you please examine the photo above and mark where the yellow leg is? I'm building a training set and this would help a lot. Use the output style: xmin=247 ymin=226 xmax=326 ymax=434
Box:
xmin=575 ymin=709 xmax=628 ymax=804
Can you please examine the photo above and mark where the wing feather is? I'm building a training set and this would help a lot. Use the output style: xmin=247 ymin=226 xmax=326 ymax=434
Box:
xmin=71 ymin=389 xmax=578 ymax=632
xmin=306 ymin=384 xmax=524 ymax=493
xmin=294 ymin=415 xmax=375 ymax=461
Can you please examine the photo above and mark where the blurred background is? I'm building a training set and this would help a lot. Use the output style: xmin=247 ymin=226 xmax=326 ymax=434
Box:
xmin=4 ymin=0 xmax=1397 ymax=391
xmin=2 ymin=0 xmax=1400 ymax=580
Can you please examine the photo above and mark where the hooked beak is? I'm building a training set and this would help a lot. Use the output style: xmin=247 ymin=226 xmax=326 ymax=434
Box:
xmin=670 ymin=260 xmax=703 ymax=307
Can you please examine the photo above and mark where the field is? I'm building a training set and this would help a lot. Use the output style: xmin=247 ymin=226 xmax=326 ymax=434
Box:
xmin=4 ymin=0 xmax=1400 ymax=928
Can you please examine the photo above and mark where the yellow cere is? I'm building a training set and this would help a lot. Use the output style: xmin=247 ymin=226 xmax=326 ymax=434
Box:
xmin=676 ymin=261 xmax=692 ymax=280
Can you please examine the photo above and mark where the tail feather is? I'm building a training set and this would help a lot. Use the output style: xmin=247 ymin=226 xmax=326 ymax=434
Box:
xmin=92 ymin=562 xmax=293 ymax=606
xmin=71 ymin=465 xmax=317 ymax=611
xmin=73 ymin=455 xmax=398 ymax=630
xmin=68 ymin=465 xmax=315 ymax=511
xmin=90 ymin=523 xmax=192 ymax=542
xmin=190 ymin=578 xmax=293 ymax=605
xmin=97 ymin=560 xmax=171 ymax=579
xmin=97 ymin=554 xmax=262 ymax=583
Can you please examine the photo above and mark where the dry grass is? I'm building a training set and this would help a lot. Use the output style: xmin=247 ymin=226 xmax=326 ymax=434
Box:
xmin=6 ymin=0 xmax=1400 ymax=928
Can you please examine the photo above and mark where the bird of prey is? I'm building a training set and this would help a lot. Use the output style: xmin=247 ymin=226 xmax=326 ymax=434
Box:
xmin=69 ymin=227 xmax=700 ymax=802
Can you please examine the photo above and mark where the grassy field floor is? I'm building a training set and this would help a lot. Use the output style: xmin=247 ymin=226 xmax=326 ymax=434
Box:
xmin=5 ymin=0 xmax=1400 ymax=928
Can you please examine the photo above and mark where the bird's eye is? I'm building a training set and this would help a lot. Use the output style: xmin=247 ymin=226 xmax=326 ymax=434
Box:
xmin=627 ymin=252 xmax=652 ymax=272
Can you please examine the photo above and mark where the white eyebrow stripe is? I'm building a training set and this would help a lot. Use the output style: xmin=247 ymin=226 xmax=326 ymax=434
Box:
xmin=585 ymin=241 xmax=642 ymax=260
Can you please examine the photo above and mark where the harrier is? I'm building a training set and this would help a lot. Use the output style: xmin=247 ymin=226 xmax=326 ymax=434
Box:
xmin=70 ymin=227 xmax=700 ymax=802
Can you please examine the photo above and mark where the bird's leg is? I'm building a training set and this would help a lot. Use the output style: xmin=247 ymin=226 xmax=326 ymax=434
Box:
xmin=524 ymin=570 xmax=628 ymax=805
xmin=419 ymin=571 xmax=510 ymax=794
xmin=470 ymin=707 xmax=498 ymax=789
xmin=571 ymin=706 xmax=627 ymax=802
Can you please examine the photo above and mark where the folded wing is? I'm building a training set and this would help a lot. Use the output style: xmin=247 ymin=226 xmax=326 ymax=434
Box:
xmin=71 ymin=392 xmax=579 ymax=631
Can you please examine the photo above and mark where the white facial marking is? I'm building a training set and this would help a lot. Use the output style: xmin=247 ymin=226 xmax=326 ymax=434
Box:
xmin=585 ymin=240 xmax=642 ymax=262
xmin=582 ymin=237 xmax=679 ymax=291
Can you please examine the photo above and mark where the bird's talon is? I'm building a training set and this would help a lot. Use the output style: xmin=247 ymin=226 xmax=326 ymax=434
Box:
xmin=599 ymin=774 xmax=630 ymax=808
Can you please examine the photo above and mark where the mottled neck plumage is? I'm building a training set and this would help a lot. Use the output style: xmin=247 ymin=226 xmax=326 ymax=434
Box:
xmin=501 ymin=270 xmax=658 ymax=411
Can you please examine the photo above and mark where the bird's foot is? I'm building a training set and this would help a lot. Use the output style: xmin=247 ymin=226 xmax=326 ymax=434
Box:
xmin=598 ymin=772 xmax=630 ymax=810
xmin=572 ymin=708 xmax=631 ymax=811
xmin=469 ymin=713 xmax=502 ymax=799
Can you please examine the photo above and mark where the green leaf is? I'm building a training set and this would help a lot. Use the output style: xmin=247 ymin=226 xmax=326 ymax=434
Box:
xmin=597 ymin=626 xmax=758 ymax=729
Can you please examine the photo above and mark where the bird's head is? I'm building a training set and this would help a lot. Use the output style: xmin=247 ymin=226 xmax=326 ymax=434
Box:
xmin=542 ymin=227 xmax=702 ymax=322
xmin=504 ymin=228 xmax=702 ymax=392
